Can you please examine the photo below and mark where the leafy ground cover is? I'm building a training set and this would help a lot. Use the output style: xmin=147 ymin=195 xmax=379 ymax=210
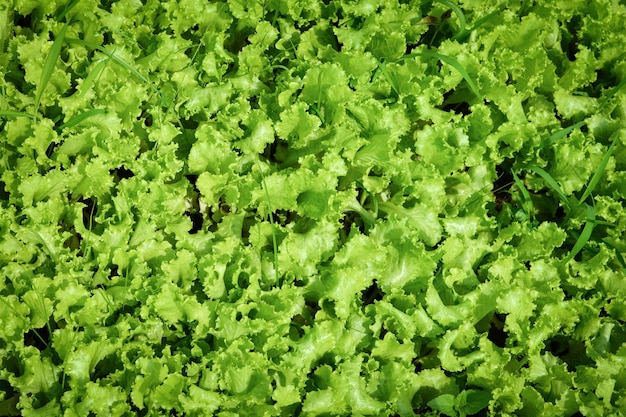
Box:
xmin=1 ymin=0 xmax=626 ymax=415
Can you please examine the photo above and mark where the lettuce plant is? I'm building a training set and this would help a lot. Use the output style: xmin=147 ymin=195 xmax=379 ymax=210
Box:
xmin=1 ymin=0 xmax=625 ymax=416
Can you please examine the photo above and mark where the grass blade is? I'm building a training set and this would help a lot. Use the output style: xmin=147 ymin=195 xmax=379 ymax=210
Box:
xmin=564 ymin=204 xmax=596 ymax=263
xmin=58 ymin=108 xmax=106 ymax=130
xmin=258 ymin=165 xmax=280 ymax=284
xmin=434 ymin=0 xmax=466 ymax=38
xmin=453 ymin=7 xmax=502 ymax=42
xmin=579 ymin=130 xmax=619 ymax=204
xmin=602 ymin=239 xmax=626 ymax=269
xmin=65 ymin=38 xmax=151 ymax=85
xmin=0 ymin=110 xmax=33 ymax=118
xmin=399 ymin=51 xmax=481 ymax=99
xmin=512 ymin=170 xmax=534 ymax=220
xmin=379 ymin=62 xmax=400 ymax=97
xmin=539 ymin=120 xmax=586 ymax=150
xmin=599 ymin=77 xmax=626 ymax=107
xmin=74 ymin=58 xmax=108 ymax=98
xmin=56 ymin=0 xmax=81 ymax=22
xmin=525 ymin=164 xmax=572 ymax=211
xmin=33 ymin=23 xmax=68 ymax=120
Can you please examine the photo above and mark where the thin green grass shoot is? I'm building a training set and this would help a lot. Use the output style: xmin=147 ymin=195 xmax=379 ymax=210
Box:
xmin=56 ymin=0 xmax=81 ymax=22
xmin=82 ymin=198 xmax=115 ymax=313
xmin=433 ymin=0 xmax=467 ymax=38
xmin=524 ymin=165 xmax=572 ymax=211
xmin=538 ymin=120 xmax=586 ymax=150
xmin=0 ymin=297 xmax=44 ymax=346
xmin=31 ymin=327 xmax=49 ymax=347
xmin=58 ymin=108 xmax=106 ymax=130
xmin=33 ymin=23 xmax=68 ymax=121
xmin=512 ymin=170 xmax=535 ymax=221
xmin=599 ymin=76 xmax=626 ymax=107
xmin=65 ymin=38 xmax=152 ymax=86
xmin=457 ymin=172 xmax=515 ymax=211
xmin=161 ymin=42 xmax=204 ymax=123
xmin=453 ymin=7 xmax=503 ymax=42
xmin=563 ymin=203 xmax=596 ymax=264
xmin=74 ymin=58 xmax=109 ymax=99
xmin=602 ymin=238 xmax=626 ymax=269
xmin=0 ymin=110 xmax=33 ymax=118
xmin=398 ymin=51 xmax=481 ymax=99
xmin=258 ymin=165 xmax=280 ymax=284
xmin=82 ymin=200 xmax=96 ymax=260
xmin=98 ymin=284 xmax=116 ymax=315
xmin=579 ymin=130 xmax=619 ymax=204
xmin=34 ymin=290 xmax=53 ymax=346
xmin=121 ymin=265 xmax=131 ymax=309
xmin=379 ymin=62 xmax=401 ymax=98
